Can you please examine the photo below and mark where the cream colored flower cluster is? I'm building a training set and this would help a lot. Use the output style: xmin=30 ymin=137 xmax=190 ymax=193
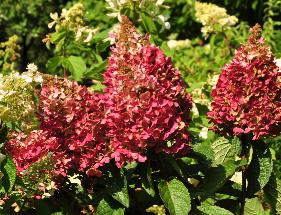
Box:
xmin=194 ymin=1 xmax=238 ymax=36
xmin=105 ymin=0 xmax=170 ymax=29
xmin=146 ymin=205 xmax=166 ymax=215
xmin=0 ymin=64 xmax=42 ymax=131
xmin=48 ymin=3 xmax=98 ymax=43
xmin=167 ymin=39 xmax=191 ymax=49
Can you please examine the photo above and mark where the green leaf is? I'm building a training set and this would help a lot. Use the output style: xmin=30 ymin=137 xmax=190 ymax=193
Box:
xmin=92 ymin=29 xmax=110 ymax=43
xmin=96 ymin=41 xmax=111 ymax=53
xmin=160 ymin=42 xmax=174 ymax=57
xmin=51 ymin=31 xmax=66 ymax=44
xmin=211 ymin=137 xmax=232 ymax=166
xmin=244 ymin=198 xmax=265 ymax=215
xmin=195 ymin=162 xmax=239 ymax=200
xmin=193 ymin=140 xmax=214 ymax=165
xmin=211 ymin=137 xmax=241 ymax=166
xmin=158 ymin=178 xmax=191 ymax=215
xmin=197 ymin=203 xmax=234 ymax=215
xmin=46 ymin=56 xmax=62 ymax=74
xmin=66 ymin=56 xmax=87 ymax=81
xmin=85 ymin=60 xmax=108 ymax=80
xmin=1 ymin=156 xmax=16 ymax=192
xmin=96 ymin=198 xmax=125 ymax=215
xmin=247 ymin=142 xmax=273 ymax=195
xmin=264 ymin=175 xmax=281 ymax=214
xmin=141 ymin=13 xmax=157 ymax=34
xmin=106 ymin=177 xmax=129 ymax=208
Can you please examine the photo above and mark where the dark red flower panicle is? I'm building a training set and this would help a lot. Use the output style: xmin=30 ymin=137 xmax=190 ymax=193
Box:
xmin=208 ymin=24 xmax=281 ymax=140
xmin=103 ymin=16 xmax=192 ymax=167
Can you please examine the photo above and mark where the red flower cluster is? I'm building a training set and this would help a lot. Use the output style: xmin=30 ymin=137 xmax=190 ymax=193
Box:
xmin=39 ymin=78 xmax=112 ymax=176
xmin=6 ymin=79 xmax=111 ymax=177
xmin=5 ymin=130 xmax=58 ymax=173
xmin=208 ymin=24 xmax=281 ymax=140
xmin=5 ymin=17 xmax=192 ymax=177
xmin=103 ymin=17 xmax=192 ymax=167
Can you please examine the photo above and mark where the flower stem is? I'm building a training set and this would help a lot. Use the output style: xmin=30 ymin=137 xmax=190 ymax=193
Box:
xmin=240 ymin=135 xmax=247 ymax=215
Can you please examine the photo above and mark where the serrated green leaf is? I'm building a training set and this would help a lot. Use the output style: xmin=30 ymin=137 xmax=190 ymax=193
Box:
xmin=96 ymin=198 xmax=125 ymax=215
xmin=264 ymin=175 xmax=281 ymax=214
xmin=158 ymin=179 xmax=191 ymax=215
xmin=193 ymin=141 xmax=214 ymax=165
xmin=244 ymin=198 xmax=265 ymax=215
xmin=1 ymin=156 xmax=16 ymax=192
xmin=211 ymin=137 xmax=241 ymax=166
xmin=211 ymin=137 xmax=232 ymax=165
xmin=106 ymin=177 xmax=129 ymax=208
xmin=247 ymin=142 xmax=273 ymax=195
xmin=197 ymin=203 xmax=234 ymax=215
xmin=66 ymin=56 xmax=87 ymax=81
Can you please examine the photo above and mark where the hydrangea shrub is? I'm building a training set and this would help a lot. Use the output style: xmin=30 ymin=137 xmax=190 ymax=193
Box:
xmin=5 ymin=17 xmax=192 ymax=179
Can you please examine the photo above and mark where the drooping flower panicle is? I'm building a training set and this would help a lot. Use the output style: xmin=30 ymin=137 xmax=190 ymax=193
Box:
xmin=208 ymin=24 xmax=281 ymax=140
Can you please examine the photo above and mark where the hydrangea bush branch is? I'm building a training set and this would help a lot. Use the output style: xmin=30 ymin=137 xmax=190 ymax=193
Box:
xmin=208 ymin=24 xmax=281 ymax=214
xmin=47 ymin=3 xmax=98 ymax=44
xmin=208 ymin=24 xmax=281 ymax=140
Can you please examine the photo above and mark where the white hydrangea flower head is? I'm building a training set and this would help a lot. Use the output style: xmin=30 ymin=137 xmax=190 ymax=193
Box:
xmin=0 ymin=71 xmax=42 ymax=131
xmin=194 ymin=1 xmax=238 ymax=37
xmin=47 ymin=3 xmax=99 ymax=44
xmin=26 ymin=63 xmax=38 ymax=73
xmin=167 ymin=39 xmax=191 ymax=49
xmin=199 ymin=127 xmax=208 ymax=139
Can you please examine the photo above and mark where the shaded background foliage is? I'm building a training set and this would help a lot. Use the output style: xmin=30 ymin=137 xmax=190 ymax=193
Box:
xmin=1 ymin=0 xmax=281 ymax=70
